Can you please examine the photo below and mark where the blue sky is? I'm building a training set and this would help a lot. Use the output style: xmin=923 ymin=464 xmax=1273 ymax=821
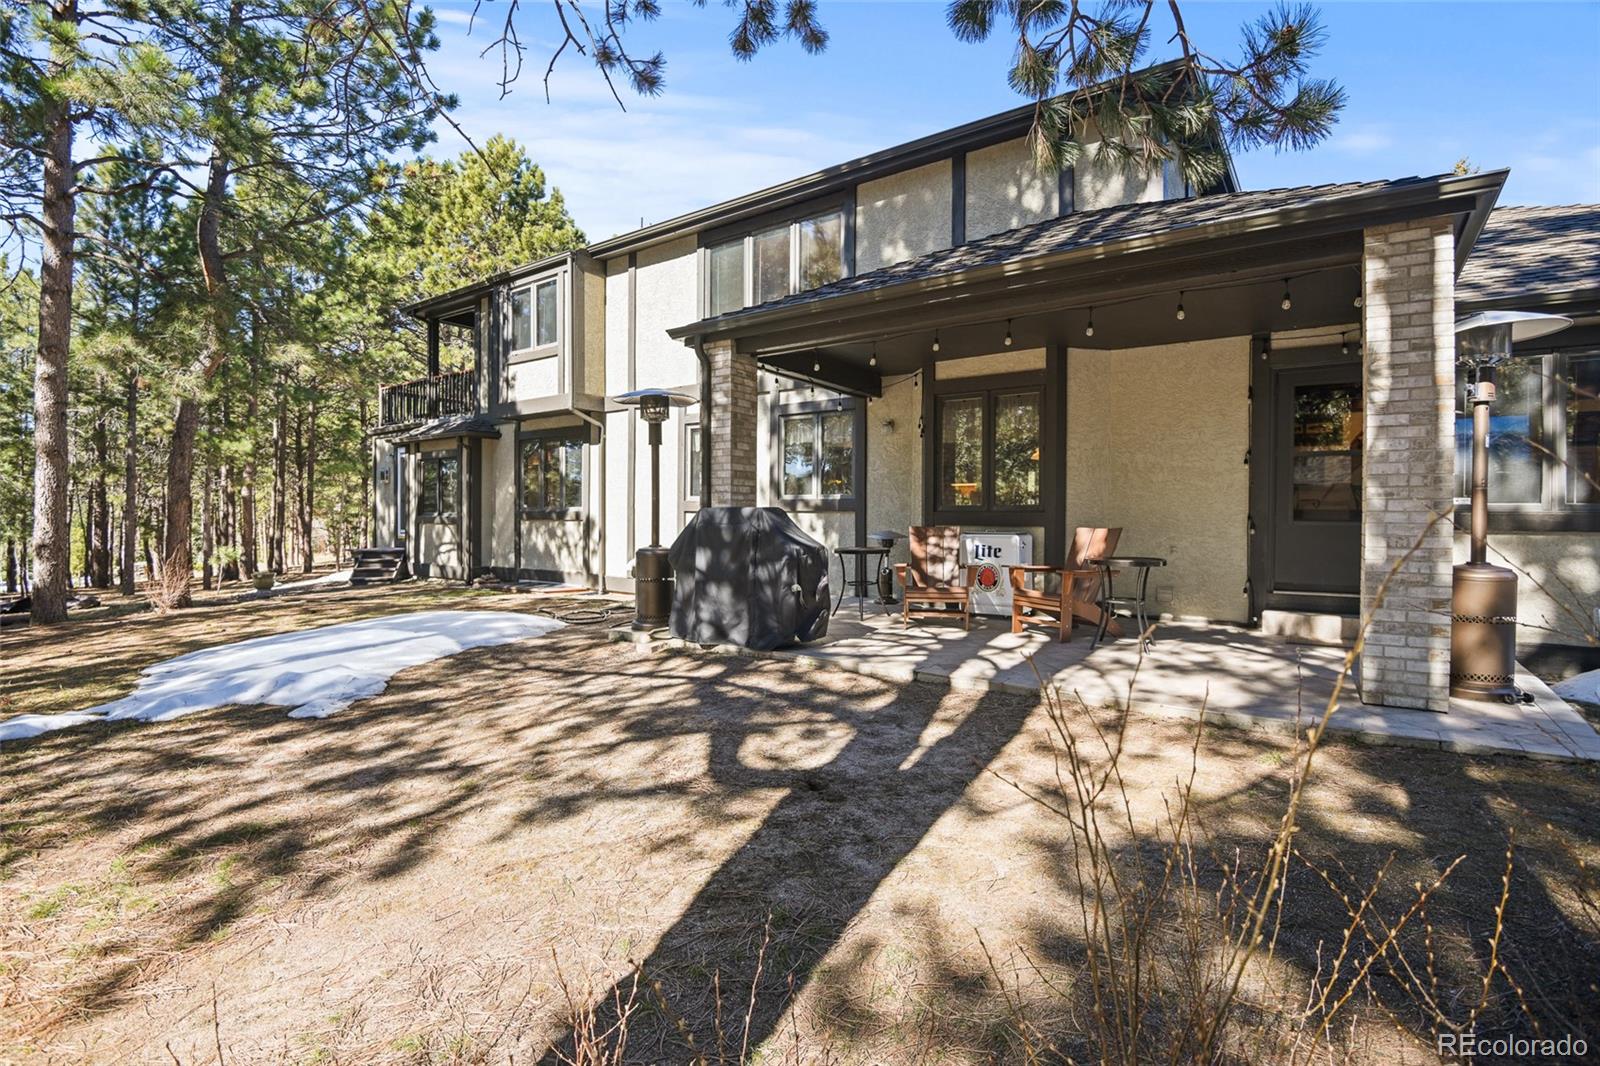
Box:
xmin=422 ymin=1 xmax=1600 ymax=242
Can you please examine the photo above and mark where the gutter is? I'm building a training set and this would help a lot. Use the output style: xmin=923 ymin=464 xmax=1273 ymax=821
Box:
xmin=570 ymin=407 xmax=607 ymax=594
xmin=692 ymin=337 xmax=713 ymax=506
xmin=667 ymin=169 xmax=1510 ymax=345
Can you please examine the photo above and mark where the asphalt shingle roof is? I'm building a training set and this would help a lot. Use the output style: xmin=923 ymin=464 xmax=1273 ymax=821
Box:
xmin=1455 ymin=204 xmax=1600 ymax=304
xmin=717 ymin=177 xmax=1419 ymax=322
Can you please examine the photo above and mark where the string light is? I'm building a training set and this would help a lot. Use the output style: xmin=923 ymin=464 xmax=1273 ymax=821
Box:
xmin=931 ymin=330 xmax=941 ymax=353
xmin=1280 ymin=279 xmax=1293 ymax=311
xmin=1340 ymin=331 xmax=1349 ymax=357
xmin=1003 ymin=319 xmax=1013 ymax=347
xmin=1353 ymin=294 xmax=1363 ymax=309
xmin=1260 ymin=336 xmax=1271 ymax=360
xmin=1175 ymin=292 xmax=1186 ymax=321
xmin=1084 ymin=308 xmax=1095 ymax=338
xmin=813 ymin=358 xmax=821 ymax=373
xmin=868 ymin=342 xmax=877 ymax=368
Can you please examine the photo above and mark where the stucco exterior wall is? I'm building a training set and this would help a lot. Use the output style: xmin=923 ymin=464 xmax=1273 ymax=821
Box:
xmin=1074 ymin=137 xmax=1167 ymax=211
xmin=633 ymin=237 xmax=699 ymax=555
xmin=372 ymin=437 xmax=399 ymax=548
xmin=1456 ymin=531 xmax=1600 ymax=648
xmin=417 ymin=518 xmax=461 ymax=577
xmin=1067 ymin=337 xmax=1251 ymax=622
xmin=482 ymin=424 xmax=517 ymax=570
xmin=856 ymin=159 xmax=952 ymax=274
xmin=863 ymin=372 xmax=923 ymax=570
xmin=965 ymin=137 xmax=1057 ymax=240
xmin=602 ymin=257 xmax=634 ymax=584
xmin=935 ymin=348 xmax=1047 ymax=379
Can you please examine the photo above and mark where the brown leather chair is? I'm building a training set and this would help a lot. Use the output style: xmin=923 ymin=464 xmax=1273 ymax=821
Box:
xmin=1008 ymin=527 xmax=1122 ymax=642
xmin=894 ymin=526 xmax=977 ymax=629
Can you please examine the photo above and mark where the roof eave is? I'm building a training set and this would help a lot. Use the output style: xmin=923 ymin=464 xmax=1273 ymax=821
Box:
xmin=401 ymin=250 xmax=587 ymax=320
xmin=669 ymin=169 xmax=1509 ymax=344
xmin=586 ymin=59 xmax=1228 ymax=259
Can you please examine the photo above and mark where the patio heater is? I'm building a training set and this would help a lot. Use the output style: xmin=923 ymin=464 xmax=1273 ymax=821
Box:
xmin=614 ymin=387 xmax=695 ymax=630
xmin=1450 ymin=311 xmax=1569 ymax=701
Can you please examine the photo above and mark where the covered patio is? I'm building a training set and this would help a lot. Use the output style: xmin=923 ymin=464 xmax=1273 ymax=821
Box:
xmin=763 ymin=608 xmax=1600 ymax=762
xmin=672 ymin=170 xmax=1511 ymax=713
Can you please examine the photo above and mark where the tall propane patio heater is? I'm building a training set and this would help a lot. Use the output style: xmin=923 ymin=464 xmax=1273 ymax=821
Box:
xmin=614 ymin=387 xmax=695 ymax=630
xmin=1450 ymin=311 xmax=1569 ymax=700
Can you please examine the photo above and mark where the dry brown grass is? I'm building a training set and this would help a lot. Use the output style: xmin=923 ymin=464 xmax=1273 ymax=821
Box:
xmin=2 ymin=584 xmax=1598 ymax=1063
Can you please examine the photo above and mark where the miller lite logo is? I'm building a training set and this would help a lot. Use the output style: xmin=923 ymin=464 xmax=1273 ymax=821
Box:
xmin=975 ymin=563 xmax=1002 ymax=592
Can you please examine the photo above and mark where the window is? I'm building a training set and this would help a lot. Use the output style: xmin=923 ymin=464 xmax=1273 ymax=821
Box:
xmin=753 ymin=226 xmax=790 ymax=305
xmin=520 ymin=436 xmax=584 ymax=515
xmin=1453 ymin=351 xmax=1600 ymax=524
xmin=935 ymin=384 xmax=1044 ymax=515
xmin=417 ymin=453 xmax=459 ymax=518
xmin=778 ymin=408 xmax=855 ymax=499
xmin=685 ymin=423 xmax=703 ymax=501
xmin=511 ymin=277 xmax=559 ymax=351
xmin=1291 ymin=383 xmax=1363 ymax=522
xmin=704 ymin=207 xmax=846 ymax=315
xmin=708 ymin=240 xmax=745 ymax=317
xmin=799 ymin=212 xmax=845 ymax=291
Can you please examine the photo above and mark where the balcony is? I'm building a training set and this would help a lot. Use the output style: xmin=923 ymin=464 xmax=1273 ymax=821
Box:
xmin=378 ymin=369 xmax=477 ymax=429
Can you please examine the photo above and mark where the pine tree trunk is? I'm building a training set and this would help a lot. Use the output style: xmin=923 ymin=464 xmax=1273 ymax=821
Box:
xmin=159 ymin=395 xmax=201 ymax=608
xmin=90 ymin=410 xmax=111 ymax=587
xmin=5 ymin=537 xmax=14 ymax=595
xmin=274 ymin=386 xmax=287 ymax=572
xmin=201 ymin=458 xmax=215 ymax=591
xmin=121 ymin=370 xmax=137 ymax=595
xmin=28 ymin=7 xmax=78 ymax=625
xmin=241 ymin=313 xmax=260 ymax=576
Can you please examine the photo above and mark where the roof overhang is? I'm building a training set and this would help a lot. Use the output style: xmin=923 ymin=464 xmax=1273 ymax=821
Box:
xmin=670 ymin=170 xmax=1506 ymax=360
xmin=587 ymin=59 xmax=1235 ymax=259
xmin=393 ymin=415 xmax=503 ymax=444
xmin=402 ymin=250 xmax=588 ymax=322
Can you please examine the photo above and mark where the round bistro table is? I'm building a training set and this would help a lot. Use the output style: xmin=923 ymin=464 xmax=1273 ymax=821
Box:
xmin=832 ymin=545 xmax=893 ymax=620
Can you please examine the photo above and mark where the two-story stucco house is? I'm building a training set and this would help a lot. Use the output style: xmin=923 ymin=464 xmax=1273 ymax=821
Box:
xmin=367 ymin=75 xmax=1599 ymax=713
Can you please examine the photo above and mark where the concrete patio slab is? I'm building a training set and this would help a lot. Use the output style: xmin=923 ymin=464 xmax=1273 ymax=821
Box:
xmin=616 ymin=602 xmax=1600 ymax=764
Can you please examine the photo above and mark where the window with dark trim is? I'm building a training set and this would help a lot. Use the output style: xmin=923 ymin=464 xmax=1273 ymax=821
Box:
xmin=520 ymin=435 xmax=584 ymax=517
xmin=417 ymin=453 xmax=460 ymax=519
xmin=511 ymin=276 xmax=559 ymax=352
xmin=935 ymin=386 xmax=1042 ymax=514
xmin=685 ymin=422 xmax=704 ymax=503
xmin=704 ymin=207 xmax=847 ymax=316
xmin=1453 ymin=350 xmax=1600 ymax=527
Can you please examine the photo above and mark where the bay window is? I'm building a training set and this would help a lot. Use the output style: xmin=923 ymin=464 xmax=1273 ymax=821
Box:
xmin=520 ymin=435 xmax=584 ymax=516
xmin=704 ymin=206 xmax=848 ymax=316
xmin=1454 ymin=350 xmax=1600 ymax=527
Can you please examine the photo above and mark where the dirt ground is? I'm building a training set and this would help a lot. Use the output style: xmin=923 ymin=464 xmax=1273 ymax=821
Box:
xmin=2 ymin=584 xmax=1598 ymax=1064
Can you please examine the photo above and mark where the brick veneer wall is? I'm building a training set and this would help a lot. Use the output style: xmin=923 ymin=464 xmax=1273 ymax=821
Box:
xmin=1359 ymin=218 xmax=1456 ymax=712
xmin=705 ymin=340 xmax=758 ymax=506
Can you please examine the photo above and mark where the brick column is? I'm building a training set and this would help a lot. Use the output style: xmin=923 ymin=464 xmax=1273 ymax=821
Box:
xmin=705 ymin=339 xmax=758 ymax=506
xmin=1359 ymin=218 xmax=1456 ymax=711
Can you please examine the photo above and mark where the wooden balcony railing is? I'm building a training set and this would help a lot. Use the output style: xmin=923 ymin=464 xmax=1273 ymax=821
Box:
xmin=378 ymin=369 xmax=477 ymax=428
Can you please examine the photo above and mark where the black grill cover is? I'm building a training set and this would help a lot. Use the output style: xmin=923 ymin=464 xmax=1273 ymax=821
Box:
xmin=668 ymin=507 xmax=830 ymax=650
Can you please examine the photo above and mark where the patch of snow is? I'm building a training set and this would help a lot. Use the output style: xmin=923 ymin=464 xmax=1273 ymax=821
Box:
xmin=0 ymin=610 xmax=563 ymax=743
xmin=1553 ymin=669 xmax=1600 ymax=706
xmin=279 ymin=568 xmax=354 ymax=587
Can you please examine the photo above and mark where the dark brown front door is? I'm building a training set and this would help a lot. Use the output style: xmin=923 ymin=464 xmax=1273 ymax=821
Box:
xmin=1268 ymin=364 xmax=1362 ymax=607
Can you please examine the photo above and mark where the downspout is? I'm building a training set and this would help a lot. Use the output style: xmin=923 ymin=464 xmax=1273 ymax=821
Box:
xmin=693 ymin=337 xmax=713 ymax=506
xmin=571 ymin=408 xmax=607 ymax=593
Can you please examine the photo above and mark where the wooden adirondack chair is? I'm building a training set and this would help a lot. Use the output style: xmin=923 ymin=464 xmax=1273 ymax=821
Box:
xmin=894 ymin=526 xmax=977 ymax=629
xmin=1008 ymin=527 xmax=1123 ymax=642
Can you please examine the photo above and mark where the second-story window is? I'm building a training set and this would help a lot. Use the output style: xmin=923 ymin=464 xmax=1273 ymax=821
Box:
xmin=511 ymin=277 xmax=559 ymax=351
xmin=705 ymin=207 xmax=846 ymax=316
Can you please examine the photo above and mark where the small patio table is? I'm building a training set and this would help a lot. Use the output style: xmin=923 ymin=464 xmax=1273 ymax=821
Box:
xmin=1089 ymin=556 xmax=1167 ymax=649
xmin=832 ymin=545 xmax=893 ymax=620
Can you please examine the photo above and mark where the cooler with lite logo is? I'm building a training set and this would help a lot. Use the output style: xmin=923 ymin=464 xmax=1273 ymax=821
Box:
xmin=961 ymin=531 xmax=1032 ymax=616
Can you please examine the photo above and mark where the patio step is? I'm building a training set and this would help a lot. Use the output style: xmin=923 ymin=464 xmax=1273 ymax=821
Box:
xmin=1260 ymin=609 xmax=1357 ymax=647
xmin=350 ymin=548 xmax=408 ymax=585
